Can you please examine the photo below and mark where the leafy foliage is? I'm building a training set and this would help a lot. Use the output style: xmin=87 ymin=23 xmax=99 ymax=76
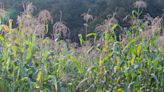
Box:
xmin=0 ymin=0 xmax=164 ymax=41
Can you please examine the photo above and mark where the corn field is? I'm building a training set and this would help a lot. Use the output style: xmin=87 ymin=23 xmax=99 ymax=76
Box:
xmin=0 ymin=1 xmax=164 ymax=92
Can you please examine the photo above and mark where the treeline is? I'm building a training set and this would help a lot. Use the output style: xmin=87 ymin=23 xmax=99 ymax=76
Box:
xmin=1 ymin=0 xmax=164 ymax=41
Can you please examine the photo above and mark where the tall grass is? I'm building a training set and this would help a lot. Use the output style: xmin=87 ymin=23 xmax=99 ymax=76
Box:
xmin=0 ymin=2 xmax=164 ymax=92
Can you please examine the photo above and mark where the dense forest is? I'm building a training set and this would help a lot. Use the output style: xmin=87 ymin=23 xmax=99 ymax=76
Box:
xmin=0 ymin=0 xmax=164 ymax=92
xmin=1 ymin=0 xmax=164 ymax=41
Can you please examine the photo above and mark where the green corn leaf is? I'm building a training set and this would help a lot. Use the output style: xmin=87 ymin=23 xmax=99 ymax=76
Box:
xmin=37 ymin=71 xmax=42 ymax=81
xmin=0 ymin=34 xmax=5 ymax=42
xmin=71 ymin=57 xmax=83 ymax=74
xmin=123 ymin=37 xmax=140 ymax=52
xmin=78 ymin=34 xmax=84 ymax=45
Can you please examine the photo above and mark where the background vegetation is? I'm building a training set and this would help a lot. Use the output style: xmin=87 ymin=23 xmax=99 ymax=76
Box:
xmin=1 ymin=0 xmax=164 ymax=41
